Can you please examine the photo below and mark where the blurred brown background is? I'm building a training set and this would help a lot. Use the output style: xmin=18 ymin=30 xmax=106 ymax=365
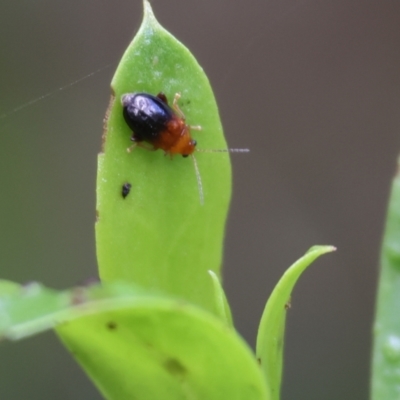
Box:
xmin=1 ymin=0 xmax=400 ymax=399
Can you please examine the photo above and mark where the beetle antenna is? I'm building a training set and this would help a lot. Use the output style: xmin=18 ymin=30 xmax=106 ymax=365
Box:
xmin=197 ymin=148 xmax=250 ymax=153
xmin=191 ymin=154 xmax=204 ymax=206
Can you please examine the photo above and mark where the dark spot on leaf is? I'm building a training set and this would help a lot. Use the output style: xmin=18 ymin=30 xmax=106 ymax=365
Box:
xmin=164 ymin=358 xmax=187 ymax=377
xmin=122 ymin=183 xmax=132 ymax=199
xmin=257 ymin=357 xmax=261 ymax=365
xmin=284 ymin=297 xmax=292 ymax=310
xmin=106 ymin=321 xmax=117 ymax=330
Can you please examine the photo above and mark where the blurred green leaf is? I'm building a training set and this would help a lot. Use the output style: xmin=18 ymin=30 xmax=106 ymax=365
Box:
xmin=58 ymin=295 xmax=268 ymax=400
xmin=0 ymin=280 xmax=268 ymax=400
xmin=96 ymin=0 xmax=232 ymax=316
xmin=371 ymin=164 xmax=400 ymax=399
xmin=0 ymin=280 xmax=146 ymax=340
xmin=256 ymin=245 xmax=336 ymax=400
xmin=0 ymin=279 xmax=21 ymax=296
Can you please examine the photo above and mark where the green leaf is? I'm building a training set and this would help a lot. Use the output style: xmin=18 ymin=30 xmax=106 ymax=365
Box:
xmin=96 ymin=0 xmax=231 ymax=316
xmin=0 ymin=280 xmax=146 ymax=340
xmin=256 ymin=245 xmax=336 ymax=400
xmin=58 ymin=299 xmax=268 ymax=400
xmin=0 ymin=281 xmax=268 ymax=400
xmin=371 ymin=164 xmax=400 ymax=399
xmin=0 ymin=279 xmax=21 ymax=296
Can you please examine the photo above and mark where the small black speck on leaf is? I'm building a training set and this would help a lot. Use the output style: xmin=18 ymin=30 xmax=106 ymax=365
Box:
xmin=106 ymin=321 xmax=117 ymax=330
xmin=284 ymin=297 xmax=292 ymax=310
xmin=122 ymin=183 xmax=132 ymax=198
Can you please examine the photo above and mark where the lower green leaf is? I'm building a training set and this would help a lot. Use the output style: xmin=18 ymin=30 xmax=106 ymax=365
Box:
xmin=58 ymin=300 xmax=268 ymax=400
xmin=0 ymin=281 xmax=268 ymax=400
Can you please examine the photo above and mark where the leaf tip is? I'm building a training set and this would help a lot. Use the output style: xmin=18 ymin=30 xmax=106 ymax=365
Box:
xmin=143 ymin=0 xmax=157 ymax=24
xmin=307 ymin=245 xmax=337 ymax=255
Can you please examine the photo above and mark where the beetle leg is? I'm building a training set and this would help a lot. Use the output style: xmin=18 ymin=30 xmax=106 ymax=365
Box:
xmin=127 ymin=143 xmax=156 ymax=153
xmin=127 ymin=133 xmax=155 ymax=153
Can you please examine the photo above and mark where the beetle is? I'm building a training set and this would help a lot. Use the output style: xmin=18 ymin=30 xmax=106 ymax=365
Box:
xmin=121 ymin=92 xmax=200 ymax=157
xmin=121 ymin=92 xmax=248 ymax=204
